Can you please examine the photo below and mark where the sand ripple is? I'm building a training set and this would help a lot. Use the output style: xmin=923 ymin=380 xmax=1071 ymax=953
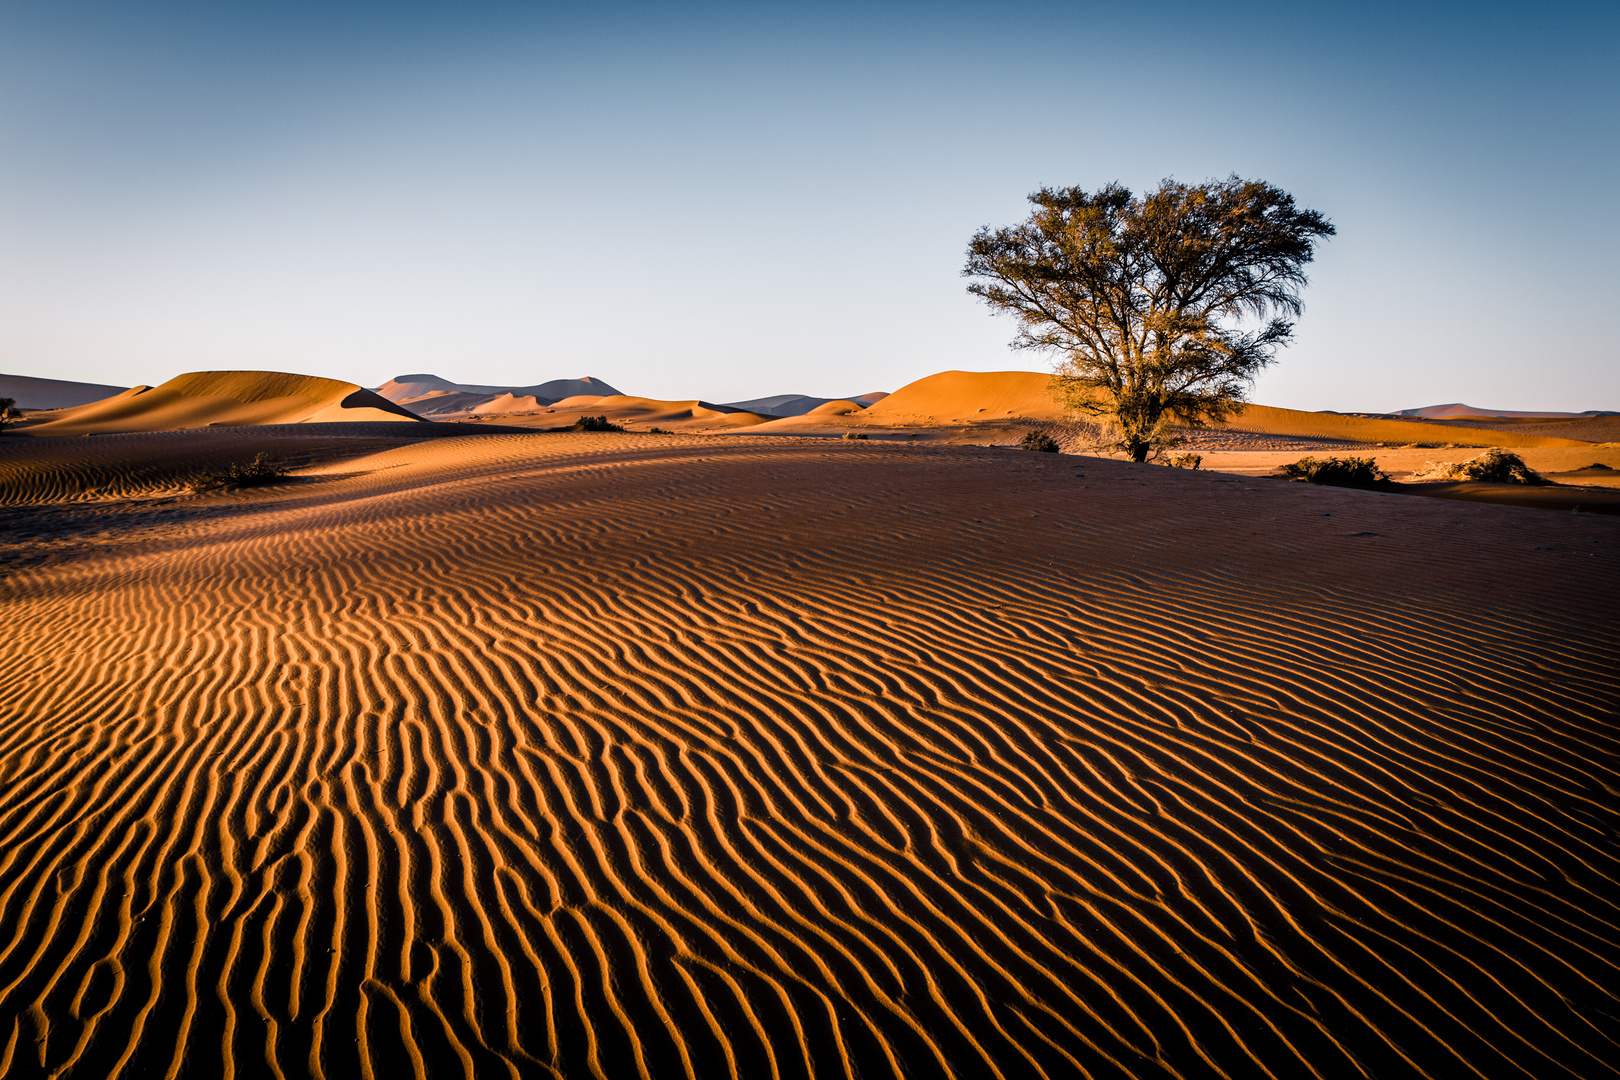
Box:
xmin=1 ymin=434 xmax=1617 ymax=1078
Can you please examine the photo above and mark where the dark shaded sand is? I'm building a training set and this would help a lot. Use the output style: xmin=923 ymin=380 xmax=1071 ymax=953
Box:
xmin=0 ymin=431 xmax=1617 ymax=1079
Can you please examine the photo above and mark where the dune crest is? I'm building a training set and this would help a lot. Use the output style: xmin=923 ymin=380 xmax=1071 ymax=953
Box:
xmin=19 ymin=370 xmax=422 ymax=436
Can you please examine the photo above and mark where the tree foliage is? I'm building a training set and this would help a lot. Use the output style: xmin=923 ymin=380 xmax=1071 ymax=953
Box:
xmin=964 ymin=177 xmax=1333 ymax=461
xmin=0 ymin=397 xmax=20 ymax=434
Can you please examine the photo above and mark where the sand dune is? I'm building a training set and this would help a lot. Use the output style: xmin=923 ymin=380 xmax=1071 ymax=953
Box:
xmin=1218 ymin=403 xmax=1589 ymax=449
xmin=864 ymin=370 xmax=1068 ymax=422
xmin=484 ymin=394 xmax=773 ymax=432
xmin=1396 ymin=402 xmax=1616 ymax=420
xmin=376 ymin=374 xmax=621 ymax=405
xmin=859 ymin=371 xmax=1594 ymax=450
xmin=18 ymin=371 xmax=422 ymax=437
xmin=0 ymin=430 xmax=1616 ymax=1078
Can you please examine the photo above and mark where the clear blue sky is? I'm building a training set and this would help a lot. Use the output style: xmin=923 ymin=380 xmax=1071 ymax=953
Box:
xmin=1 ymin=1 xmax=1614 ymax=410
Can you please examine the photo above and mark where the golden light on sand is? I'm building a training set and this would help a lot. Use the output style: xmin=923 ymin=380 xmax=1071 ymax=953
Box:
xmin=0 ymin=371 xmax=1617 ymax=1077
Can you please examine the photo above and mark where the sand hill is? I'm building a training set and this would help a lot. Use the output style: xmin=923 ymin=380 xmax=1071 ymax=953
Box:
xmin=0 ymin=373 xmax=130 ymax=411
xmin=720 ymin=391 xmax=890 ymax=417
xmin=0 ymin=428 xmax=1615 ymax=1077
xmin=854 ymin=369 xmax=1595 ymax=449
xmin=18 ymin=370 xmax=422 ymax=436
xmin=376 ymin=374 xmax=622 ymax=418
xmin=1396 ymin=402 xmax=1616 ymax=420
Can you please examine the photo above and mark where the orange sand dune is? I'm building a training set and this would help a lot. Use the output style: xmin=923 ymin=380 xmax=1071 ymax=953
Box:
xmin=864 ymin=369 xmax=1068 ymax=422
xmin=1219 ymin=403 xmax=1589 ymax=448
xmin=19 ymin=370 xmax=422 ymax=436
xmin=858 ymin=370 xmax=1592 ymax=448
xmin=0 ymin=430 xmax=1616 ymax=1078
xmin=489 ymin=394 xmax=773 ymax=431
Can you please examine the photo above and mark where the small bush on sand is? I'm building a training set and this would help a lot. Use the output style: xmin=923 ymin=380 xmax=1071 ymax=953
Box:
xmin=646 ymin=427 xmax=671 ymax=435
xmin=0 ymin=396 xmax=20 ymax=434
xmin=1411 ymin=448 xmax=1545 ymax=485
xmin=1166 ymin=453 xmax=1202 ymax=470
xmin=1021 ymin=430 xmax=1060 ymax=453
xmin=1281 ymin=456 xmax=1389 ymax=488
xmin=186 ymin=453 xmax=288 ymax=493
xmin=843 ymin=432 xmax=869 ymax=440
xmin=570 ymin=415 xmax=623 ymax=432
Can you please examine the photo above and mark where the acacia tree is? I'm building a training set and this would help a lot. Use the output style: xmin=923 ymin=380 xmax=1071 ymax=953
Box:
xmin=0 ymin=397 xmax=19 ymax=435
xmin=964 ymin=177 xmax=1333 ymax=461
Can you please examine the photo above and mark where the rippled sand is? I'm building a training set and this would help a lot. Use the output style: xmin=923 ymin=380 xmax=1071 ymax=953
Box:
xmin=2 ymin=431 xmax=1617 ymax=1078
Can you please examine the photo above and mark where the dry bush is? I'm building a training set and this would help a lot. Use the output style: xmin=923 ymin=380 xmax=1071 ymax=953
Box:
xmin=569 ymin=415 xmax=623 ymax=432
xmin=1411 ymin=448 xmax=1545 ymax=485
xmin=1281 ymin=456 xmax=1389 ymax=488
xmin=1021 ymin=430 xmax=1060 ymax=453
xmin=186 ymin=454 xmax=288 ymax=493
xmin=843 ymin=432 xmax=869 ymax=440
xmin=1166 ymin=453 xmax=1202 ymax=470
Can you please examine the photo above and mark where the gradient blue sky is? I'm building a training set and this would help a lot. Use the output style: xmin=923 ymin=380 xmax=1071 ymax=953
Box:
xmin=1 ymin=1 xmax=1614 ymax=410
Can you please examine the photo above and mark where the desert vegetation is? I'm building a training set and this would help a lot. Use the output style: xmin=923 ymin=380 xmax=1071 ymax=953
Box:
xmin=185 ymin=453 xmax=289 ymax=493
xmin=1412 ymin=447 xmax=1546 ymax=484
xmin=1020 ymin=429 xmax=1060 ymax=452
xmin=1281 ymin=455 xmax=1390 ymax=488
xmin=964 ymin=177 xmax=1333 ymax=461
xmin=568 ymin=414 xmax=624 ymax=432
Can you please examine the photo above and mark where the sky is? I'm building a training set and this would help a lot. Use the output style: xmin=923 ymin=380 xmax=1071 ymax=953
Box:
xmin=0 ymin=1 xmax=1614 ymax=411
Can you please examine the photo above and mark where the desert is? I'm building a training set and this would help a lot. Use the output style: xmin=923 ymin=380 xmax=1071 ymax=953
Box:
xmin=1 ymin=366 xmax=1617 ymax=1078
xmin=3 ymin=4 xmax=1616 ymax=1075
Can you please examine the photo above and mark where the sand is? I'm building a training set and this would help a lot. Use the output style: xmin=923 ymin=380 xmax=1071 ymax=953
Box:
xmin=1 ymin=426 xmax=1617 ymax=1079
xmin=18 ymin=371 xmax=422 ymax=437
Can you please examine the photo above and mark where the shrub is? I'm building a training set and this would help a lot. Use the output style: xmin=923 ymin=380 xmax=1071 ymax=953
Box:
xmin=186 ymin=453 xmax=288 ymax=493
xmin=1166 ymin=452 xmax=1202 ymax=470
xmin=1021 ymin=430 xmax=1060 ymax=453
xmin=843 ymin=432 xmax=869 ymax=440
xmin=1411 ymin=448 xmax=1545 ymax=485
xmin=570 ymin=415 xmax=623 ymax=432
xmin=1281 ymin=455 xmax=1389 ymax=488
xmin=646 ymin=427 xmax=671 ymax=435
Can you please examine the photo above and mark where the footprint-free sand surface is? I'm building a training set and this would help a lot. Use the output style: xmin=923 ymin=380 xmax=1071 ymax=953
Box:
xmin=2 ymin=430 xmax=1618 ymax=1079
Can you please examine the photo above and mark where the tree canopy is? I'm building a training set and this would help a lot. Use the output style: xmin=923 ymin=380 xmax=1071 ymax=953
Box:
xmin=964 ymin=177 xmax=1334 ymax=461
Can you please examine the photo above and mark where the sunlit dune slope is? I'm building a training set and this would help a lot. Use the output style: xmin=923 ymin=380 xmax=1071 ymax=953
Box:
xmin=1 ymin=432 xmax=1616 ymax=1079
xmin=1218 ymin=403 xmax=1590 ymax=448
xmin=494 ymin=394 xmax=773 ymax=430
xmin=20 ymin=370 xmax=422 ymax=436
xmin=864 ymin=369 xmax=1068 ymax=421
xmin=860 ymin=370 xmax=1593 ymax=447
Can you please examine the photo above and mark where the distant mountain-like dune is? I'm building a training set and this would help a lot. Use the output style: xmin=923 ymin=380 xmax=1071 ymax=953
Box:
xmin=19 ymin=370 xmax=423 ymax=436
xmin=376 ymin=374 xmax=621 ymax=416
xmin=1396 ymin=402 xmax=1617 ymax=420
xmin=720 ymin=391 xmax=889 ymax=417
xmin=0 ymin=372 xmax=129 ymax=410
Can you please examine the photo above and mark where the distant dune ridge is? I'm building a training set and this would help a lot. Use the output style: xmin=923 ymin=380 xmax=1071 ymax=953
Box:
xmin=375 ymin=374 xmax=622 ymax=417
xmin=0 ymin=429 xmax=1616 ymax=1078
xmin=8 ymin=367 xmax=1618 ymax=453
xmin=719 ymin=391 xmax=889 ymax=417
xmin=1396 ymin=402 xmax=1618 ymax=420
xmin=16 ymin=370 xmax=422 ymax=436
xmin=0 ymin=372 xmax=129 ymax=410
